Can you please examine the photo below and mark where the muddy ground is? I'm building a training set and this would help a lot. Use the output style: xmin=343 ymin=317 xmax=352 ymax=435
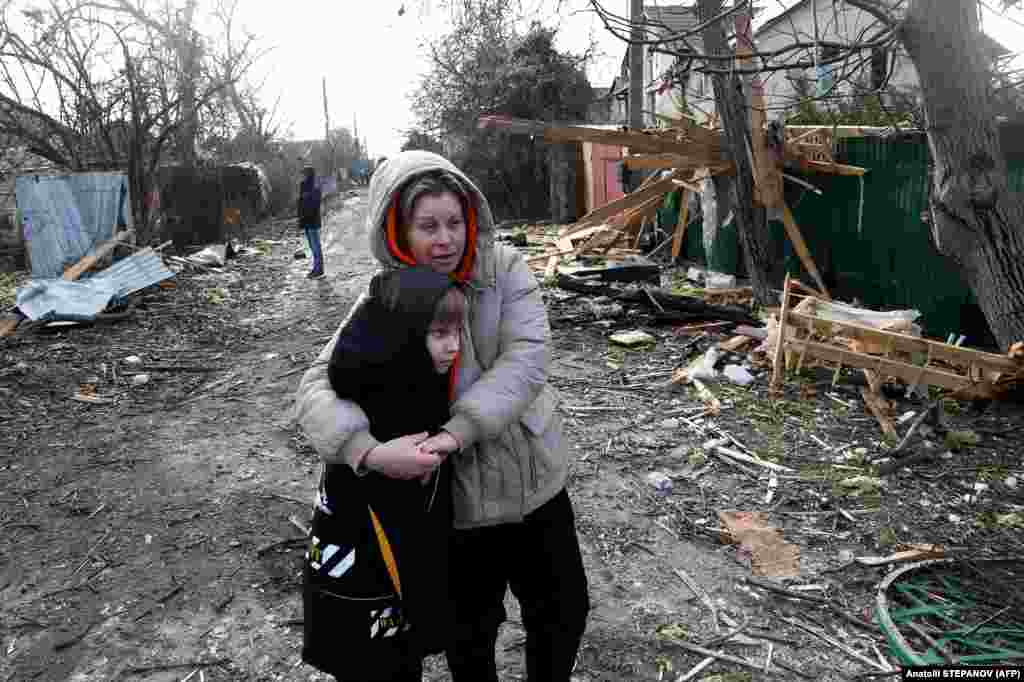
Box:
xmin=2 ymin=191 xmax=1023 ymax=682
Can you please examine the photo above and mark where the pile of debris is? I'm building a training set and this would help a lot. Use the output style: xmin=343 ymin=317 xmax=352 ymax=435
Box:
xmin=0 ymin=235 xmax=261 ymax=338
xmin=479 ymin=114 xmax=868 ymax=299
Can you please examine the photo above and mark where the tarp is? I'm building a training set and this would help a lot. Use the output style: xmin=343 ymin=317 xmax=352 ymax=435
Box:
xmin=17 ymin=172 xmax=132 ymax=279
xmin=16 ymin=248 xmax=174 ymax=322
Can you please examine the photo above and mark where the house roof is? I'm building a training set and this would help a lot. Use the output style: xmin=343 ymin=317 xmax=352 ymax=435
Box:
xmin=756 ymin=0 xmax=1011 ymax=59
xmin=643 ymin=4 xmax=697 ymax=38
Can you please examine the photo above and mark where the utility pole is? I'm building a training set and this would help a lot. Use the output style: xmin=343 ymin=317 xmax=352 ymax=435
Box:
xmin=353 ymin=114 xmax=360 ymax=159
xmin=629 ymin=0 xmax=644 ymax=132
xmin=322 ymin=77 xmax=332 ymax=173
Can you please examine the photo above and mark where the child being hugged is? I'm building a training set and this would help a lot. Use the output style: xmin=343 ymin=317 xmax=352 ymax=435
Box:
xmin=302 ymin=266 xmax=464 ymax=682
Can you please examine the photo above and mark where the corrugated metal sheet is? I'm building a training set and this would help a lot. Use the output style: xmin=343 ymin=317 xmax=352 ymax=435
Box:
xmin=17 ymin=171 xmax=133 ymax=279
xmin=89 ymin=248 xmax=175 ymax=298
xmin=15 ymin=248 xmax=174 ymax=321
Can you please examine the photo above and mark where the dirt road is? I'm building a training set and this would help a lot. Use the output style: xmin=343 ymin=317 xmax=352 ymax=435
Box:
xmin=8 ymin=190 xmax=1017 ymax=682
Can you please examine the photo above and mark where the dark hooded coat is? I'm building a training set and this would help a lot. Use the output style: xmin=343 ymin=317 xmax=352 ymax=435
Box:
xmin=322 ymin=266 xmax=458 ymax=657
xmin=297 ymin=173 xmax=322 ymax=228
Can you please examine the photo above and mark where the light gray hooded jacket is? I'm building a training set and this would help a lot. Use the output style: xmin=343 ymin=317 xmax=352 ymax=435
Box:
xmin=293 ymin=151 xmax=568 ymax=529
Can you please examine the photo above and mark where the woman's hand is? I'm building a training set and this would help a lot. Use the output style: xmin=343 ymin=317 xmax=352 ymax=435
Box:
xmin=363 ymin=432 xmax=441 ymax=480
xmin=418 ymin=430 xmax=461 ymax=456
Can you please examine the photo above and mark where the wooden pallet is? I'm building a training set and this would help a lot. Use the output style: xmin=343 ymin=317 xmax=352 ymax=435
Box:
xmin=771 ymin=278 xmax=1019 ymax=394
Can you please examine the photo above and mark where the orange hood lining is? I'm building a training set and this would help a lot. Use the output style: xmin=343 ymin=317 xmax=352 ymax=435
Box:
xmin=385 ymin=199 xmax=478 ymax=284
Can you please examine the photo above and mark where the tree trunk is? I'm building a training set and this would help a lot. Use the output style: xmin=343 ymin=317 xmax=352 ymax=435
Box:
xmin=901 ymin=0 xmax=1024 ymax=351
xmin=698 ymin=0 xmax=775 ymax=308
xmin=549 ymin=142 xmax=577 ymax=223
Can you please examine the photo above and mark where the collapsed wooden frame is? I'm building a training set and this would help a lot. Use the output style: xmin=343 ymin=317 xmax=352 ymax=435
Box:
xmin=770 ymin=275 xmax=1021 ymax=396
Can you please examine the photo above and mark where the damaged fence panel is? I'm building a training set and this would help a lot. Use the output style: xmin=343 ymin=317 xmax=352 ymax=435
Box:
xmin=16 ymin=248 xmax=174 ymax=322
xmin=16 ymin=172 xmax=133 ymax=279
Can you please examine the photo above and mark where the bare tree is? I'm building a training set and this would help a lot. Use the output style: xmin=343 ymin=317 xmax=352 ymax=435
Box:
xmin=0 ymin=0 xmax=265 ymax=237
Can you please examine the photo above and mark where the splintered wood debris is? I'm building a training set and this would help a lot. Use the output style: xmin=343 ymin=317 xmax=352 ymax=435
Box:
xmin=478 ymin=112 xmax=862 ymax=298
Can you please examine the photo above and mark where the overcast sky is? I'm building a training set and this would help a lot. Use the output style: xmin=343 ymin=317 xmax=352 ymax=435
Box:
xmin=229 ymin=1 xmax=1024 ymax=158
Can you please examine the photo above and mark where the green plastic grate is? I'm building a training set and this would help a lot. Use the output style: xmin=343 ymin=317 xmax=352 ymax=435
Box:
xmin=875 ymin=558 xmax=1024 ymax=667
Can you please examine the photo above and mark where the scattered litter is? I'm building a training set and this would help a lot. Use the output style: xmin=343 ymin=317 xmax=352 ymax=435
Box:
xmin=124 ymin=356 xmax=143 ymax=365
xmin=717 ymin=511 xmax=800 ymax=577
xmin=945 ymin=430 xmax=980 ymax=451
xmin=609 ymin=330 xmax=656 ymax=347
xmin=855 ymin=543 xmax=945 ymax=566
xmin=645 ymin=471 xmax=674 ymax=497
xmin=996 ymin=512 xmax=1023 ymax=528
xmin=1006 ymin=476 xmax=1019 ymax=490
xmin=130 ymin=374 xmax=150 ymax=387
xmin=187 ymin=245 xmax=227 ymax=268
xmin=838 ymin=476 xmax=884 ymax=496
xmin=687 ymin=347 xmax=721 ymax=382
xmin=722 ymin=364 xmax=755 ymax=386
xmin=705 ymin=272 xmax=736 ymax=289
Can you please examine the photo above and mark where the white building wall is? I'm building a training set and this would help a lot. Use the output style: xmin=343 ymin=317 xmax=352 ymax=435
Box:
xmin=756 ymin=1 xmax=921 ymax=121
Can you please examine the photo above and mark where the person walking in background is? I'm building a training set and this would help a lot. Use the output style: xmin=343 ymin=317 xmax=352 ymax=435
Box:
xmin=298 ymin=166 xmax=325 ymax=279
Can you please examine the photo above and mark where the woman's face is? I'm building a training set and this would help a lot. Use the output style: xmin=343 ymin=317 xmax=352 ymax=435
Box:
xmin=405 ymin=191 xmax=467 ymax=275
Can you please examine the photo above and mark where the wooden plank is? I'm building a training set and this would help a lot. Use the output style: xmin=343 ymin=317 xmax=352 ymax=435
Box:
xmin=63 ymin=229 xmax=134 ymax=282
xmin=734 ymin=8 xmax=783 ymax=209
xmin=785 ymin=311 xmax=1019 ymax=374
xmin=671 ymin=179 xmax=703 ymax=193
xmin=787 ymin=126 xmax=827 ymax=144
xmin=0 ymin=316 xmax=20 ymax=338
xmin=624 ymin=154 xmax=723 ymax=170
xmin=784 ymin=338 xmax=972 ymax=392
xmin=719 ymin=335 xmax=755 ymax=352
xmin=802 ymin=159 xmax=867 ymax=176
xmin=526 ymin=227 xmax=620 ymax=263
xmin=543 ymin=126 xmax=727 ymax=161
xmin=562 ymin=174 xmax=680 ymax=237
xmin=771 ymin=274 xmax=793 ymax=390
xmin=671 ymin=189 xmax=691 ymax=262
xmin=860 ymin=387 xmax=899 ymax=441
xmin=780 ymin=203 xmax=830 ymax=300
xmin=543 ymin=256 xmax=558 ymax=280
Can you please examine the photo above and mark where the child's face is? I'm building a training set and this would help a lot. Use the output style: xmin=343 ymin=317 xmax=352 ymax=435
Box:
xmin=426 ymin=321 xmax=460 ymax=374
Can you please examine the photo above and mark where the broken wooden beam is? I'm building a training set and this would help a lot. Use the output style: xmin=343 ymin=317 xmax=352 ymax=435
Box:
xmin=63 ymin=229 xmax=135 ymax=282
xmin=780 ymin=204 xmax=830 ymax=299
xmin=0 ymin=314 xmax=22 ymax=338
xmin=771 ymin=275 xmax=793 ymax=391
xmin=671 ymin=189 xmax=691 ymax=262
xmin=860 ymin=387 xmax=899 ymax=442
xmin=785 ymin=311 xmax=1019 ymax=375
xmin=784 ymin=338 xmax=976 ymax=392
xmin=563 ymin=174 xmax=681 ymax=237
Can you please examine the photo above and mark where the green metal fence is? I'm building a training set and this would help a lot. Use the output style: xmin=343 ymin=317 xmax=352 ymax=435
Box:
xmin=668 ymin=137 xmax=1024 ymax=340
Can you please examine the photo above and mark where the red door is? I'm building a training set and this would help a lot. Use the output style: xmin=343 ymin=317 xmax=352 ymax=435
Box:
xmin=589 ymin=143 xmax=624 ymax=210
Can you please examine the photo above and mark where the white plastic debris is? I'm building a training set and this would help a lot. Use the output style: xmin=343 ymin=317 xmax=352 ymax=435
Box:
xmin=705 ymin=272 xmax=736 ymax=289
xmin=187 ymin=244 xmax=227 ymax=267
xmin=130 ymin=374 xmax=150 ymax=387
xmin=1006 ymin=476 xmax=1019 ymax=490
xmin=687 ymin=347 xmax=721 ymax=381
xmin=723 ymin=364 xmax=755 ymax=386
xmin=645 ymin=471 xmax=673 ymax=497
xmin=123 ymin=355 xmax=143 ymax=365
xmin=610 ymin=330 xmax=657 ymax=347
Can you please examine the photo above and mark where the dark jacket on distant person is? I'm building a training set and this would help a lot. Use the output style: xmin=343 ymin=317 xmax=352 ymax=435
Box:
xmin=297 ymin=174 xmax=322 ymax=228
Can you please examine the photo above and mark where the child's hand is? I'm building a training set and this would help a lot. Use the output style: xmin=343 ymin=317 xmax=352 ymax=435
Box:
xmin=364 ymin=433 xmax=440 ymax=480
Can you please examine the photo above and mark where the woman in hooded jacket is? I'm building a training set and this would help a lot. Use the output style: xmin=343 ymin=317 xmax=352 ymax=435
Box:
xmin=294 ymin=150 xmax=589 ymax=681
